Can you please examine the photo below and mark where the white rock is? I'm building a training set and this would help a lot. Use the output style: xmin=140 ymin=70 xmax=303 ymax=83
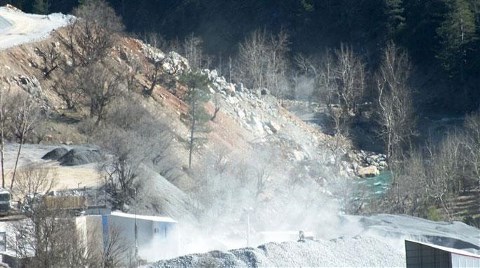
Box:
xmin=357 ymin=166 xmax=380 ymax=178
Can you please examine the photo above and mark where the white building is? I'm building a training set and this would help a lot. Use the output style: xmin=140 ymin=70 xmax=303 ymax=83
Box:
xmin=405 ymin=240 xmax=480 ymax=268
xmin=76 ymin=211 xmax=179 ymax=264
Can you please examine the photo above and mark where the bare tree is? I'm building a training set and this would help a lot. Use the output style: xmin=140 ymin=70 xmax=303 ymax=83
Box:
xmin=424 ymin=134 xmax=465 ymax=221
xmin=265 ymin=29 xmax=290 ymax=98
xmin=100 ymin=224 xmax=130 ymax=267
xmin=54 ymin=0 xmax=124 ymax=67
xmin=297 ymin=47 xmax=365 ymax=136
xmin=7 ymin=163 xmax=128 ymax=267
xmin=236 ymin=29 xmax=267 ymax=89
xmin=376 ymin=42 xmax=416 ymax=163
xmin=182 ymin=33 xmax=211 ymax=70
xmin=144 ymin=50 xmax=178 ymax=97
xmin=7 ymin=164 xmax=88 ymax=267
xmin=7 ymin=202 xmax=128 ymax=267
xmin=396 ymin=149 xmax=428 ymax=214
xmin=34 ymin=43 xmax=60 ymax=78
xmin=463 ymin=112 xmax=480 ymax=189
xmin=333 ymin=44 xmax=366 ymax=118
xmin=101 ymin=129 xmax=142 ymax=210
xmin=210 ymin=93 xmax=221 ymax=121
xmin=0 ymin=80 xmax=11 ymax=188
xmin=51 ymin=66 xmax=82 ymax=110
xmin=293 ymin=53 xmax=322 ymax=100
xmin=236 ymin=29 xmax=290 ymax=97
xmin=8 ymin=93 xmax=42 ymax=191
xmin=97 ymin=96 xmax=173 ymax=208
xmin=77 ymin=63 xmax=125 ymax=126
xmin=14 ymin=164 xmax=57 ymax=207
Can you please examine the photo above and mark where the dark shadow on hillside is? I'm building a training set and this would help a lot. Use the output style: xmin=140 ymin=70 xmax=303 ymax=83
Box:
xmin=51 ymin=112 xmax=82 ymax=124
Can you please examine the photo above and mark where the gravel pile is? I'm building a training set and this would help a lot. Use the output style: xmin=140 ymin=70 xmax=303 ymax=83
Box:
xmin=58 ymin=148 xmax=102 ymax=166
xmin=41 ymin=147 xmax=69 ymax=160
xmin=151 ymin=236 xmax=405 ymax=267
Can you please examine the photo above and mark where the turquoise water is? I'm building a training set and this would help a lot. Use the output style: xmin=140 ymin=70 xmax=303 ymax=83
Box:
xmin=354 ymin=171 xmax=392 ymax=199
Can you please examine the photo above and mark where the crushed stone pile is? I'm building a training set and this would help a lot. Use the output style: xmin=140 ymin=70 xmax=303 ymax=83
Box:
xmin=41 ymin=147 xmax=69 ymax=160
xmin=58 ymin=148 xmax=102 ymax=166
xmin=151 ymin=236 xmax=405 ymax=267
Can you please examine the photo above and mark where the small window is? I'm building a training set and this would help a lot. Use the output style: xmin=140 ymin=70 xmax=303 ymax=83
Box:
xmin=154 ymin=228 xmax=159 ymax=233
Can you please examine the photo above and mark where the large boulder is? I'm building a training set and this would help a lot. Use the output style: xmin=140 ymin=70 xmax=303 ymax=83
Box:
xmin=357 ymin=165 xmax=380 ymax=178
xmin=58 ymin=148 xmax=102 ymax=166
xmin=42 ymin=147 xmax=69 ymax=161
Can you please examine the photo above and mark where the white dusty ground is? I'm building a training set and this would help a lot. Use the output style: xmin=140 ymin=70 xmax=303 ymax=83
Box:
xmin=0 ymin=5 xmax=72 ymax=50
xmin=153 ymin=214 xmax=480 ymax=267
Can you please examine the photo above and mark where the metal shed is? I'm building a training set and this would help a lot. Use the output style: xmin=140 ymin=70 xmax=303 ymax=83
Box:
xmin=405 ymin=240 xmax=480 ymax=268
xmin=76 ymin=211 xmax=179 ymax=264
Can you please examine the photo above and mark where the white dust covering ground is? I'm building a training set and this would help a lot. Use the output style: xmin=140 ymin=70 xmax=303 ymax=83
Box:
xmin=0 ymin=5 xmax=72 ymax=50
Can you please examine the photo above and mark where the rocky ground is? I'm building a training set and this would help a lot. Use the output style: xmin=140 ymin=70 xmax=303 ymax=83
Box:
xmin=0 ymin=7 xmax=479 ymax=267
xmin=151 ymin=214 xmax=480 ymax=267
xmin=151 ymin=236 xmax=406 ymax=267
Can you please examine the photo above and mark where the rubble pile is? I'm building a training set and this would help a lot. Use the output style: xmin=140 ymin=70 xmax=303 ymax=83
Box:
xmin=151 ymin=236 xmax=405 ymax=267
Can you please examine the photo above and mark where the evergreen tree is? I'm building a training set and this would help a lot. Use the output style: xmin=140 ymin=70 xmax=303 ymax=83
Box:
xmin=385 ymin=0 xmax=405 ymax=40
xmin=180 ymin=71 xmax=211 ymax=169
xmin=437 ymin=0 xmax=477 ymax=79
xmin=33 ymin=0 xmax=49 ymax=14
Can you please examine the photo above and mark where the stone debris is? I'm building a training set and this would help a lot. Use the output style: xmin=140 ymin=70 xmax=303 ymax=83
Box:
xmin=151 ymin=236 xmax=405 ymax=268
xmin=58 ymin=148 xmax=102 ymax=166
xmin=357 ymin=165 xmax=380 ymax=178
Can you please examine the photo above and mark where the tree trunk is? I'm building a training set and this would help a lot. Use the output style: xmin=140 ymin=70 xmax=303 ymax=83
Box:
xmin=0 ymin=91 xmax=5 ymax=189
xmin=188 ymin=100 xmax=196 ymax=169
xmin=10 ymin=141 xmax=24 ymax=191
xmin=211 ymin=107 xmax=220 ymax=121
xmin=0 ymin=132 xmax=4 ymax=189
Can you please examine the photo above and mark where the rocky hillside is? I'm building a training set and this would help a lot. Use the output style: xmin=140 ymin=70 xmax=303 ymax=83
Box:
xmin=2 ymin=7 xmax=478 ymax=264
xmin=0 ymin=6 xmax=364 ymax=254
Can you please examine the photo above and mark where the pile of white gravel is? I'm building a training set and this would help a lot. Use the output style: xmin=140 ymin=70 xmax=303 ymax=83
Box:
xmin=150 ymin=236 xmax=405 ymax=267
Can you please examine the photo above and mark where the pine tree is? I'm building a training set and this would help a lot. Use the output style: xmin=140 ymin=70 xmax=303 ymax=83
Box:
xmin=437 ymin=0 xmax=477 ymax=79
xmin=385 ymin=0 xmax=406 ymax=40
xmin=180 ymin=71 xmax=211 ymax=169
xmin=33 ymin=0 xmax=50 ymax=14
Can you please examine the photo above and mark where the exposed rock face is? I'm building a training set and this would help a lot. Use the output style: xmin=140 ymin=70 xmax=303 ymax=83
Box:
xmin=357 ymin=165 xmax=380 ymax=178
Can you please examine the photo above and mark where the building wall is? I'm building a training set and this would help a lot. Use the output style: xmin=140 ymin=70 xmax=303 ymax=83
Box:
xmin=405 ymin=240 xmax=451 ymax=268
xmin=405 ymin=240 xmax=480 ymax=268
xmin=76 ymin=214 xmax=178 ymax=263
xmin=451 ymin=253 xmax=480 ymax=268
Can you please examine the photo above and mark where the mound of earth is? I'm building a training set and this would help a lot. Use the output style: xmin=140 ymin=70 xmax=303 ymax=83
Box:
xmin=41 ymin=147 xmax=69 ymax=160
xmin=58 ymin=148 xmax=102 ymax=166
xmin=151 ymin=236 xmax=405 ymax=267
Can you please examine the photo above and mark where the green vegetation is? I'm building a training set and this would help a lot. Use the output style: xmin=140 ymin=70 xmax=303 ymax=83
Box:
xmin=179 ymin=71 xmax=211 ymax=169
